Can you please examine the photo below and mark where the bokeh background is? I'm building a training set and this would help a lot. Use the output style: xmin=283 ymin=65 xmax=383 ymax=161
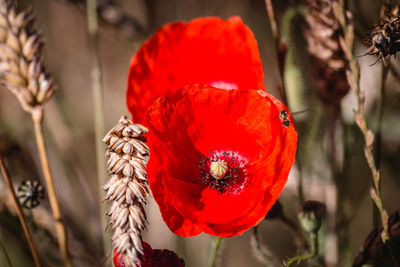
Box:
xmin=0 ymin=0 xmax=399 ymax=266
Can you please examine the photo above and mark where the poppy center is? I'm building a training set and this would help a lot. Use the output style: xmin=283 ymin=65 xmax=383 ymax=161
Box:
xmin=199 ymin=151 xmax=247 ymax=193
xmin=209 ymin=160 xmax=228 ymax=180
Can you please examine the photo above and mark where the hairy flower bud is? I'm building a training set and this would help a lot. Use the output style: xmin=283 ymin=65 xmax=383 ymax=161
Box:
xmin=297 ymin=200 xmax=326 ymax=234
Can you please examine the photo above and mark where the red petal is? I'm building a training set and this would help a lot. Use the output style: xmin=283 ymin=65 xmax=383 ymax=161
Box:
xmin=113 ymin=249 xmax=126 ymax=267
xmin=127 ymin=16 xmax=265 ymax=124
xmin=114 ymin=243 xmax=185 ymax=267
xmin=147 ymin=85 xmax=297 ymax=237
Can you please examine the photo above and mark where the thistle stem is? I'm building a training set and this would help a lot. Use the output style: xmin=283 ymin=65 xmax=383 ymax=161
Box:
xmin=0 ymin=154 xmax=41 ymax=267
xmin=86 ymin=0 xmax=110 ymax=260
xmin=31 ymin=112 xmax=72 ymax=267
xmin=286 ymin=233 xmax=318 ymax=267
xmin=373 ymin=64 xmax=389 ymax=228
xmin=375 ymin=64 xmax=389 ymax=171
xmin=210 ymin=237 xmax=222 ymax=267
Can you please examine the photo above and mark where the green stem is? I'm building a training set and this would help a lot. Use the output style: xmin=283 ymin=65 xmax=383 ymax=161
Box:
xmin=86 ymin=0 xmax=110 ymax=260
xmin=0 ymin=231 xmax=13 ymax=267
xmin=210 ymin=237 xmax=222 ymax=267
xmin=286 ymin=233 xmax=318 ymax=267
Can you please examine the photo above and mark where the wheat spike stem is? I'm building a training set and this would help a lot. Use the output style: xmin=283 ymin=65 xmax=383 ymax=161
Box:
xmin=0 ymin=154 xmax=41 ymax=267
xmin=0 ymin=2 xmax=72 ymax=266
xmin=32 ymin=116 xmax=72 ymax=267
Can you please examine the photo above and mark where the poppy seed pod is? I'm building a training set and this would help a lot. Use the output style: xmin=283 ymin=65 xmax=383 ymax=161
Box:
xmin=297 ymin=200 xmax=326 ymax=234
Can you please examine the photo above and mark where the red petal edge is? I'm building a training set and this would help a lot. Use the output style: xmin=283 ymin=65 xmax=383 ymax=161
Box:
xmin=113 ymin=243 xmax=185 ymax=267
xmin=127 ymin=16 xmax=265 ymax=124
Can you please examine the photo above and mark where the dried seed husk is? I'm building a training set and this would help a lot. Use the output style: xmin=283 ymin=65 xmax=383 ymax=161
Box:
xmin=103 ymin=116 xmax=150 ymax=266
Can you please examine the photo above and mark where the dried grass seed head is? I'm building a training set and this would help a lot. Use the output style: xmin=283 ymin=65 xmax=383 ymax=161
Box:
xmin=0 ymin=0 xmax=56 ymax=114
xmin=305 ymin=0 xmax=349 ymax=108
xmin=102 ymin=116 xmax=150 ymax=267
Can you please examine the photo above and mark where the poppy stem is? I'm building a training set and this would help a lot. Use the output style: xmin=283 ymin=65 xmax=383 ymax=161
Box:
xmin=0 ymin=154 xmax=41 ymax=267
xmin=209 ymin=237 xmax=222 ymax=267
xmin=285 ymin=232 xmax=318 ymax=267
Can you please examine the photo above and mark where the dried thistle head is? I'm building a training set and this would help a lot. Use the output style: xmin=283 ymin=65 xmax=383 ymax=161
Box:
xmin=353 ymin=211 xmax=400 ymax=267
xmin=103 ymin=116 xmax=150 ymax=267
xmin=0 ymin=0 xmax=56 ymax=119
xmin=305 ymin=0 xmax=349 ymax=112
xmin=364 ymin=6 xmax=400 ymax=64
xmin=17 ymin=180 xmax=45 ymax=209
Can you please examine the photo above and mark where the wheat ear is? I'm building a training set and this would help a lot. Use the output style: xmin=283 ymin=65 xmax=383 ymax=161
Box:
xmin=103 ymin=116 xmax=150 ymax=267
xmin=0 ymin=2 xmax=72 ymax=266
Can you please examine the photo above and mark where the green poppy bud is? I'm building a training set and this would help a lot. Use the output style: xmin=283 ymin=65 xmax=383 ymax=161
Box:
xmin=297 ymin=200 xmax=326 ymax=234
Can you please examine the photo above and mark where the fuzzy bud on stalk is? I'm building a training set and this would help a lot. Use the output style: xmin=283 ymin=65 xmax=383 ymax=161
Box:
xmin=297 ymin=200 xmax=326 ymax=234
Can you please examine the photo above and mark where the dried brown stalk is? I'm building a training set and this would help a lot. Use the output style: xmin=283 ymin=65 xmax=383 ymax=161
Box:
xmin=353 ymin=211 xmax=400 ymax=267
xmin=103 ymin=116 xmax=150 ymax=267
xmin=0 ymin=2 xmax=72 ymax=266
xmin=264 ymin=0 xmax=288 ymax=104
xmin=85 ymin=0 xmax=110 ymax=261
xmin=332 ymin=0 xmax=394 ymax=262
xmin=0 ymin=154 xmax=41 ymax=267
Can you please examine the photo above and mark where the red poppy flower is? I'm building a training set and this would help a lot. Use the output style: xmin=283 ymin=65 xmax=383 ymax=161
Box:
xmin=113 ymin=243 xmax=185 ymax=267
xmin=146 ymin=85 xmax=297 ymax=237
xmin=126 ymin=16 xmax=265 ymax=124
